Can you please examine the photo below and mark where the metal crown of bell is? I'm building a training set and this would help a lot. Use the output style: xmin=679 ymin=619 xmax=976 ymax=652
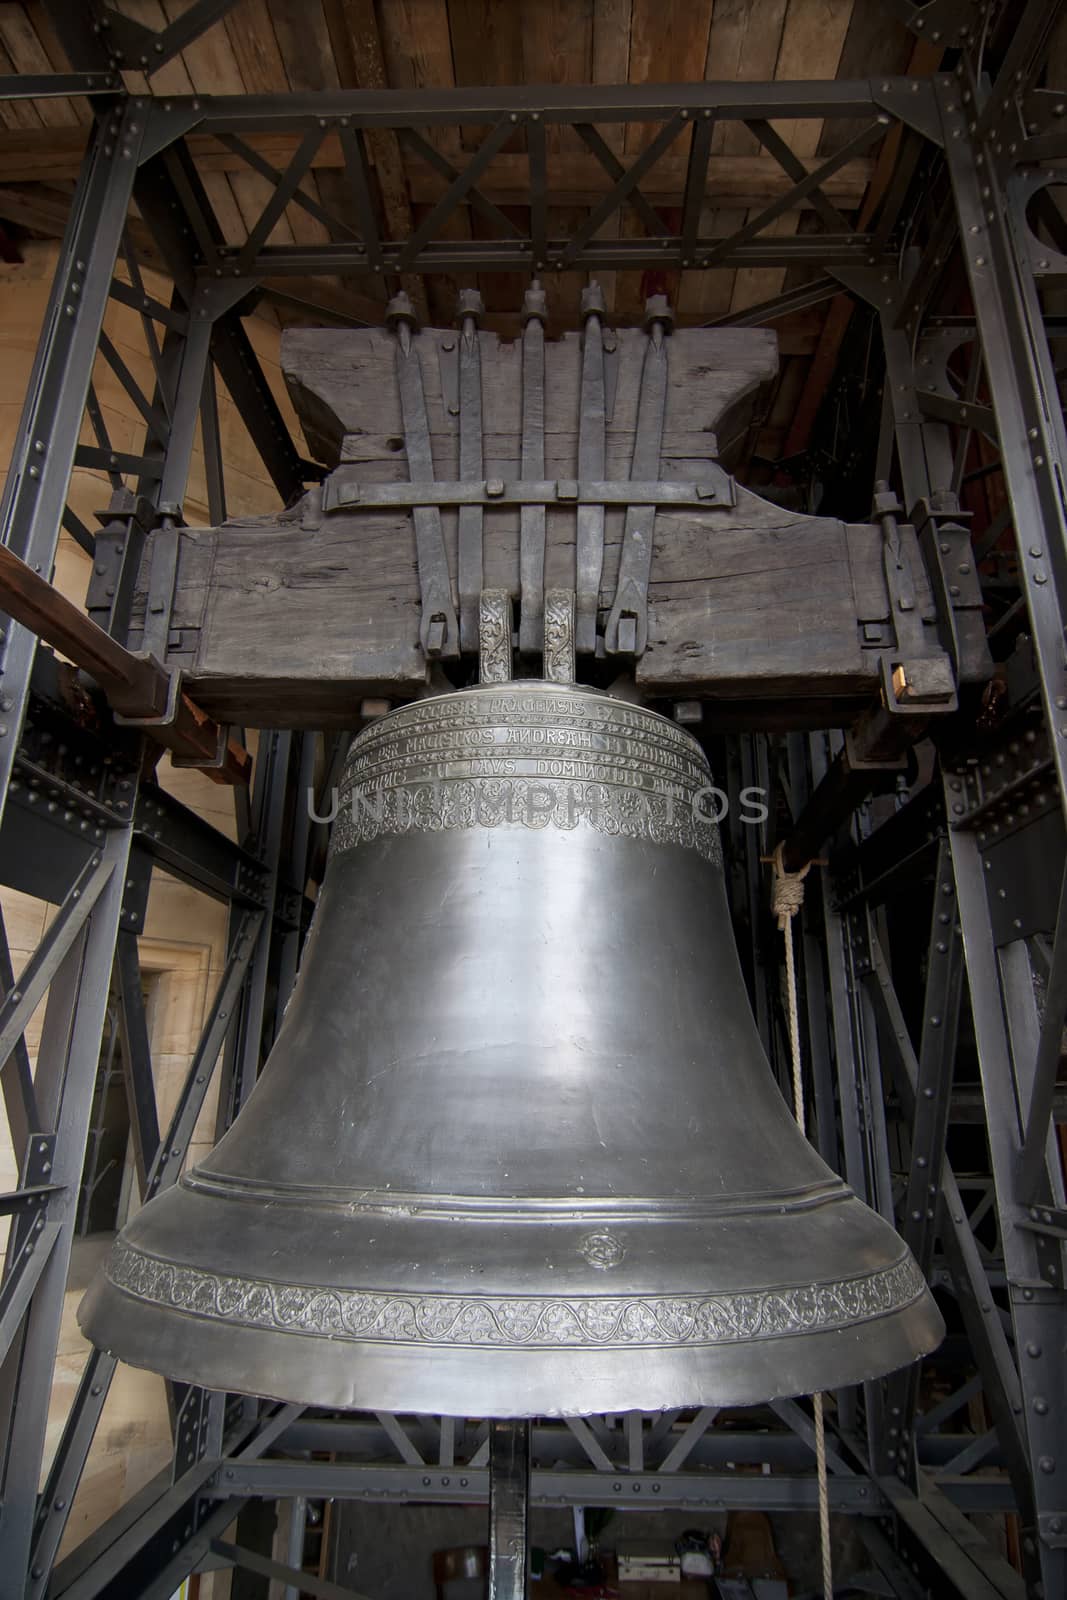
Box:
xmin=81 ymin=683 xmax=943 ymax=1416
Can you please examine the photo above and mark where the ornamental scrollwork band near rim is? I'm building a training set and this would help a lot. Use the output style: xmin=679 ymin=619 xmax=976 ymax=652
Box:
xmin=106 ymin=1238 xmax=926 ymax=1351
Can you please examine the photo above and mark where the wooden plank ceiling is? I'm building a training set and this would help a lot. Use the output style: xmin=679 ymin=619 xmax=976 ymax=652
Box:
xmin=0 ymin=0 xmax=921 ymax=475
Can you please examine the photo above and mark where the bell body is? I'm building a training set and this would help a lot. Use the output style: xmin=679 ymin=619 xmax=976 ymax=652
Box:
xmin=81 ymin=684 xmax=942 ymax=1415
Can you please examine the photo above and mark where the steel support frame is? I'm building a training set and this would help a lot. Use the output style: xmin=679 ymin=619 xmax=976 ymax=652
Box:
xmin=0 ymin=16 xmax=1065 ymax=1599
xmin=0 ymin=63 xmax=316 ymax=1598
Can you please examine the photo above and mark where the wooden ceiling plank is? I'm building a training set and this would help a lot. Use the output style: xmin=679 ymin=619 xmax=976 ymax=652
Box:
xmin=0 ymin=34 xmax=42 ymax=129
xmin=198 ymin=168 xmax=248 ymax=245
xmin=592 ymin=0 xmax=632 ymax=151
xmin=626 ymin=0 xmax=714 ymax=153
xmin=0 ymin=181 xmax=70 ymax=232
xmin=706 ymin=0 xmax=789 ymax=158
xmin=817 ymin=0 xmax=911 ymax=154
xmin=728 ymin=210 xmax=798 ymax=313
xmin=323 ymin=0 xmax=430 ymax=319
xmin=448 ymin=0 xmax=524 ymax=145
xmin=223 ymin=0 xmax=289 ymax=92
xmin=770 ymin=0 xmax=853 ymax=163
xmin=161 ymin=0 xmax=245 ymax=90
xmin=0 ymin=3 xmax=79 ymax=126
xmin=676 ymin=204 xmax=748 ymax=317
xmin=23 ymin=2 xmax=89 ymax=122
xmin=270 ymin=0 xmax=340 ymax=90
xmin=522 ymin=0 xmax=593 ymax=154
xmin=378 ymin=0 xmax=462 ymax=158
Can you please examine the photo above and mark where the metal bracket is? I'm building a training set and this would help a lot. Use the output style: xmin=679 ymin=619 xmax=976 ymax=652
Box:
xmin=603 ymin=332 xmax=620 ymax=424
xmin=320 ymin=475 xmax=734 ymax=512
xmin=112 ymin=657 xmax=181 ymax=728
xmin=387 ymin=292 xmax=460 ymax=661
xmin=438 ymin=333 xmax=459 ymax=418
xmin=519 ymin=282 xmax=547 ymax=655
xmin=171 ymin=719 xmax=241 ymax=773
xmin=879 ymin=653 xmax=958 ymax=715
xmin=867 ymin=482 xmax=959 ymax=725
xmin=113 ymin=658 xmax=252 ymax=784
xmin=576 ymin=282 xmax=607 ymax=655
xmin=457 ymin=289 xmax=485 ymax=653
xmin=605 ymin=295 xmax=672 ymax=656
xmin=871 ymin=75 xmax=946 ymax=144
xmin=873 ymin=481 xmax=928 ymax=659
xmin=912 ymin=495 xmax=984 ymax=680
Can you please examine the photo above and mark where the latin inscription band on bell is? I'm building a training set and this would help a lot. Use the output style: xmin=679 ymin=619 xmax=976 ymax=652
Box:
xmin=332 ymin=685 xmax=723 ymax=863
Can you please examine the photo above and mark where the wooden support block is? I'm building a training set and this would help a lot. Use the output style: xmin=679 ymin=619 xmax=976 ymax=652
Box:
xmin=127 ymin=323 xmax=982 ymax=728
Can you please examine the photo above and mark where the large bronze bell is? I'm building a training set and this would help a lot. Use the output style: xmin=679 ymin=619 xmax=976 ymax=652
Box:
xmin=81 ymin=683 xmax=942 ymax=1415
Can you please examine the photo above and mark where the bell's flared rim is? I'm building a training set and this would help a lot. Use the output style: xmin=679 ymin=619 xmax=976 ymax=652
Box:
xmin=79 ymin=1256 xmax=944 ymax=1417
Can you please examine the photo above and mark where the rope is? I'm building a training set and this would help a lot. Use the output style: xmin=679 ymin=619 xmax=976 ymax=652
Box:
xmin=770 ymin=842 xmax=832 ymax=1600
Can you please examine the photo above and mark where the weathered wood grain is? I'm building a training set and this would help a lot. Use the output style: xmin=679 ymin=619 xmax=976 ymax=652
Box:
xmin=126 ymin=322 xmax=970 ymax=727
xmin=137 ymin=487 xmax=944 ymax=724
xmin=282 ymin=324 xmax=778 ymax=469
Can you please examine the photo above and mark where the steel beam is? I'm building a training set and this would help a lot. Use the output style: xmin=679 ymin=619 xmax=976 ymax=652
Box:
xmin=185 ymin=78 xmax=932 ymax=132
xmin=206 ymin=1459 xmax=886 ymax=1513
xmin=0 ymin=107 xmax=143 ymax=825
xmin=0 ymin=828 xmax=132 ymax=1586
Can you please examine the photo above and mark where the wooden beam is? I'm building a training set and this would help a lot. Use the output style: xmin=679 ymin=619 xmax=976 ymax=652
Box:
xmin=0 ymin=541 xmax=250 ymax=783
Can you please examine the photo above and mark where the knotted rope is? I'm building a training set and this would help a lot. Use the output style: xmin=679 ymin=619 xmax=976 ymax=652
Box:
xmin=770 ymin=842 xmax=832 ymax=1600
